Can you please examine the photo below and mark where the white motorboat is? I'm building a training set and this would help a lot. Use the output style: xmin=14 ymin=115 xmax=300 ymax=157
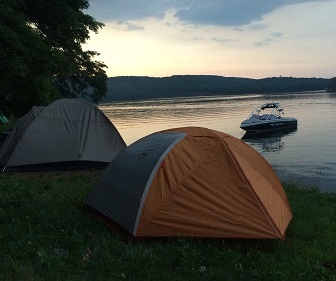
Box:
xmin=240 ymin=102 xmax=297 ymax=132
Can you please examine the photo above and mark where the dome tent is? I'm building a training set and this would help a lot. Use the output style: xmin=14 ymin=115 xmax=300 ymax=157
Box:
xmin=0 ymin=98 xmax=126 ymax=171
xmin=85 ymin=127 xmax=292 ymax=239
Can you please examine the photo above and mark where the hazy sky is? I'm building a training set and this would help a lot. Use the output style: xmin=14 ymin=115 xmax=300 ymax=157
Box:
xmin=85 ymin=0 xmax=336 ymax=78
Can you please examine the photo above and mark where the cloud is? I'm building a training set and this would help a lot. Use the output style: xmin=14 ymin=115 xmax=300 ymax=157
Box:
xmin=116 ymin=20 xmax=145 ymax=31
xmin=174 ymin=1 xmax=278 ymax=26
xmin=88 ymin=0 xmax=323 ymax=27
xmin=253 ymin=31 xmax=284 ymax=46
xmin=212 ymin=37 xmax=239 ymax=43
xmin=272 ymin=32 xmax=284 ymax=38
xmin=248 ymin=23 xmax=269 ymax=31
xmin=88 ymin=0 xmax=171 ymax=21
xmin=254 ymin=38 xmax=273 ymax=46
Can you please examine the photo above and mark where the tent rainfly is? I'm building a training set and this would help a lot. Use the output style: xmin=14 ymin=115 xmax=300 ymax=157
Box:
xmin=85 ymin=127 xmax=292 ymax=239
xmin=0 ymin=98 xmax=126 ymax=171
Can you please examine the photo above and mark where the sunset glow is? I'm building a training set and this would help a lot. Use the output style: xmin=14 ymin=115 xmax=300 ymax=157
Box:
xmin=85 ymin=0 xmax=336 ymax=78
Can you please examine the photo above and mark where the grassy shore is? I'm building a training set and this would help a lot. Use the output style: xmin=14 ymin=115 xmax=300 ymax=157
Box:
xmin=0 ymin=172 xmax=336 ymax=281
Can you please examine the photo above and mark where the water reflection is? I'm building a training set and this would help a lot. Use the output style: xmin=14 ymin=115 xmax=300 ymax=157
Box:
xmin=100 ymin=92 xmax=336 ymax=192
xmin=100 ymin=94 xmax=257 ymax=126
xmin=241 ymin=127 xmax=298 ymax=153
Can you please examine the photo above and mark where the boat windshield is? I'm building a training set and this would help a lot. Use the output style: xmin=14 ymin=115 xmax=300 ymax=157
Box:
xmin=248 ymin=103 xmax=284 ymax=120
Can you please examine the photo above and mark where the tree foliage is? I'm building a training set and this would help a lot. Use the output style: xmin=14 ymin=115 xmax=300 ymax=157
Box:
xmin=0 ymin=0 xmax=107 ymax=116
xmin=104 ymin=75 xmax=329 ymax=102
xmin=326 ymin=77 xmax=336 ymax=93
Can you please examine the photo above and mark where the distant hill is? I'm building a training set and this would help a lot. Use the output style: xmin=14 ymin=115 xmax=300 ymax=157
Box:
xmin=103 ymin=75 xmax=329 ymax=102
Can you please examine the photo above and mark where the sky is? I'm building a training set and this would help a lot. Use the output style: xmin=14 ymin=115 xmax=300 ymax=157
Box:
xmin=85 ymin=0 xmax=336 ymax=79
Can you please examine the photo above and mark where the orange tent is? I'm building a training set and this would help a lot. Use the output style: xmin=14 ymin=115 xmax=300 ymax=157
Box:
xmin=85 ymin=127 xmax=292 ymax=239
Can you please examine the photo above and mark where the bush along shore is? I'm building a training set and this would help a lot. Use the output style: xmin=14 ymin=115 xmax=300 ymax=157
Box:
xmin=1 ymin=172 xmax=336 ymax=281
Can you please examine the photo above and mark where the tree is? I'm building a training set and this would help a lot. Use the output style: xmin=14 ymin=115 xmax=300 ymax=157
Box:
xmin=0 ymin=0 xmax=107 ymax=116
xmin=327 ymin=77 xmax=336 ymax=93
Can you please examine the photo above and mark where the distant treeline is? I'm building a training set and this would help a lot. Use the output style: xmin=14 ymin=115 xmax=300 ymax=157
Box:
xmin=103 ymin=75 xmax=329 ymax=102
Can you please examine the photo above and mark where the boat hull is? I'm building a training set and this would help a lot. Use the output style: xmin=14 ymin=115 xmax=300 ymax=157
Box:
xmin=240 ymin=119 xmax=297 ymax=132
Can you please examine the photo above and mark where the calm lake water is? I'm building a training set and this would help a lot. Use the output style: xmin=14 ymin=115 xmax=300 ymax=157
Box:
xmin=100 ymin=91 xmax=336 ymax=193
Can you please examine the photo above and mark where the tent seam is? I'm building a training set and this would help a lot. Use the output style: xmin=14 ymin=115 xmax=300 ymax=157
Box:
xmin=222 ymin=138 xmax=284 ymax=239
xmin=132 ymin=133 xmax=187 ymax=235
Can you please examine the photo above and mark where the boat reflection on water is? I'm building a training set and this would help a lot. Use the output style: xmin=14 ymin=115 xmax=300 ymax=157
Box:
xmin=241 ymin=126 xmax=298 ymax=152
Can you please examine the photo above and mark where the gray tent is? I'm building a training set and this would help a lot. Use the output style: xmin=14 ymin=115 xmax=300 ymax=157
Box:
xmin=0 ymin=98 xmax=126 ymax=171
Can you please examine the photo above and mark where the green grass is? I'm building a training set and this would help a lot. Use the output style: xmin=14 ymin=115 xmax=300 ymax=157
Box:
xmin=0 ymin=117 xmax=16 ymax=132
xmin=1 ymin=173 xmax=336 ymax=281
